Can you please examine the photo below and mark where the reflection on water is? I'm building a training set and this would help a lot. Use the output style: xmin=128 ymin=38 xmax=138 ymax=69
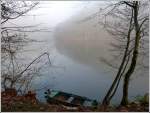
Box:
xmin=15 ymin=1 xmax=148 ymax=104
xmin=31 ymin=20 xmax=148 ymax=104
xmin=49 ymin=16 xmax=148 ymax=104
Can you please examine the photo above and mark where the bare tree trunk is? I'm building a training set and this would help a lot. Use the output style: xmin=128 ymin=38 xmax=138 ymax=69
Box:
xmin=121 ymin=50 xmax=138 ymax=105
xmin=121 ymin=1 xmax=140 ymax=106
xmin=101 ymin=1 xmax=148 ymax=107
xmin=102 ymin=8 xmax=134 ymax=106
xmin=121 ymin=73 xmax=130 ymax=105
xmin=102 ymin=37 xmax=130 ymax=106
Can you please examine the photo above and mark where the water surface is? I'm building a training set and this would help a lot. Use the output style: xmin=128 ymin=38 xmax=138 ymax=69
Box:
xmin=9 ymin=1 xmax=149 ymax=104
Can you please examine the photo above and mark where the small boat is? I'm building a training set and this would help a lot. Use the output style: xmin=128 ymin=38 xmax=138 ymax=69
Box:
xmin=44 ymin=89 xmax=98 ymax=107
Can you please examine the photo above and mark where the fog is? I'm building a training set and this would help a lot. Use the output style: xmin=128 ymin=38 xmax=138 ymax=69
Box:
xmin=7 ymin=1 xmax=149 ymax=104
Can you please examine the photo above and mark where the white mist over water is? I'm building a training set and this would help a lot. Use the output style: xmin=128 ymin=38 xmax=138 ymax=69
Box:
xmin=7 ymin=1 xmax=149 ymax=104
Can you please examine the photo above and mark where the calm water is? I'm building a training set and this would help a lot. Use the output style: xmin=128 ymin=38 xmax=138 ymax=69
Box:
xmin=28 ymin=23 xmax=148 ymax=104
xmin=8 ymin=1 xmax=149 ymax=104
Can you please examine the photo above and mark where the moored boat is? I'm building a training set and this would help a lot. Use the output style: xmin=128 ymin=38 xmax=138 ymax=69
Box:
xmin=44 ymin=89 xmax=98 ymax=107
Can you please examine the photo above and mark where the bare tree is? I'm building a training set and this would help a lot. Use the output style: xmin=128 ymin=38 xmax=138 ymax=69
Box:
xmin=98 ymin=1 xmax=149 ymax=106
xmin=78 ymin=0 xmax=149 ymax=107
xmin=120 ymin=1 xmax=148 ymax=106
xmin=1 ymin=0 xmax=52 ymax=94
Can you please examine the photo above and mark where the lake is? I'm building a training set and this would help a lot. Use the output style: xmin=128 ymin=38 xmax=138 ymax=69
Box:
xmin=8 ymin=1 xmax=149 ymax=105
